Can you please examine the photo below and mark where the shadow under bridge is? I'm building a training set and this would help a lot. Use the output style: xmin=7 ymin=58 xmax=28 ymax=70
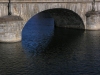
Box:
xmin=42 ymin=8 xmax=85 ymax=29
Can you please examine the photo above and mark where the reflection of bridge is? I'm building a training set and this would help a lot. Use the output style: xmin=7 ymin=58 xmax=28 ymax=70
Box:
xmin=0 ymin=0 xmax=100 ymax=42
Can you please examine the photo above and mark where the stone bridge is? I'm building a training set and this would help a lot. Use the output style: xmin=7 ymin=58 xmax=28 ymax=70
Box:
xmin=0 ymin=0 xmax=100 ymax=42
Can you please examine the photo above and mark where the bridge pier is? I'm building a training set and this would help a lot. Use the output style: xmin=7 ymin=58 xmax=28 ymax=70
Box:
xmin=86 ymin=0 xmax=100 ymax=30
xmin=86 ymin=11 xmax=100 ymax=30
xmin=0 ymin=15 xmax=23 ymax=42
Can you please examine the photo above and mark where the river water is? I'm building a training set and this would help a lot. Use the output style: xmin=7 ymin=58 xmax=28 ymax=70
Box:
xmin=0 ymin=13 xmax=100 ymax=75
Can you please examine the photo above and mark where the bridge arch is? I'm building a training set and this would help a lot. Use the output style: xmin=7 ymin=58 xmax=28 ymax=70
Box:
xmin=23 ymin=8 xmax=85 ymax=30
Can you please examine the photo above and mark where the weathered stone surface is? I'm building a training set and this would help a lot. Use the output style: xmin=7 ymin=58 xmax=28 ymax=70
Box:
xmin=0 ymin=0 xmax=94 ymax=2
xmin=86 ymin=11 xmax=100 ymax=30
xmin=0 ymin=15 xmax=23 ymax=42
xmin=0 ymin=20 xmax=24 ymax=42
xmin=0 ymin=15 xmax=23 ymax=23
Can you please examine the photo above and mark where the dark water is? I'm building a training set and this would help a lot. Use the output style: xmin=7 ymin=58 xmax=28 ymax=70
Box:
xmin=0 ymin=13 xmax=100 ymax=75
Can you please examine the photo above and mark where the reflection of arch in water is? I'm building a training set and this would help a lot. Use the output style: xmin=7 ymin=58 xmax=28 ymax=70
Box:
xmin=22 ymin=32 xmax=54 ymax=57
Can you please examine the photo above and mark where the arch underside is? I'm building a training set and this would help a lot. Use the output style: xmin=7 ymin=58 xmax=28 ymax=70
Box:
xmin=43 ymin=8 xmax=85 ymax=29
xmin=27 ymin=8 xmax=85 ymax=29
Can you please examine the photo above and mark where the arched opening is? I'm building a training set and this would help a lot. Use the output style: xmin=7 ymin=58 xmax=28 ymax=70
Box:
xmin=23 ymin=8 xmax=85 ymax=31
xmin=22 ymin=8 xmax=85 ymax=56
